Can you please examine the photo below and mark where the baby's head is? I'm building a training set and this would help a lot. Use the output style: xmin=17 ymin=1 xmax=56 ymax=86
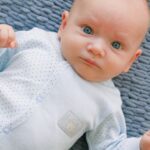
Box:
xmin=58 ymin=0 xmax=149 ymax=82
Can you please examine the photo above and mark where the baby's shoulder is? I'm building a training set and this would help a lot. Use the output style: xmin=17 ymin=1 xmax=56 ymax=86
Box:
xmin=16 ymin=28 xmax=57 ymax=51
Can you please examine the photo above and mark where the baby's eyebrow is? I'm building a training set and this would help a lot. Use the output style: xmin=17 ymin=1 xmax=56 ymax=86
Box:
xmin=89 ymin=16 xmax=102 ymax=26
xmin=114 ymin=32 xmax=129 ymax=42
xmin=113 ymin=32 xmax=134 ymax=47
xmin=81 ymin=12 xmax=101 ymax=26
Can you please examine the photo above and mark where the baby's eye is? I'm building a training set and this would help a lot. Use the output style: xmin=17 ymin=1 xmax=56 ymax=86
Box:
xmin=83 ymin=26 xmax=93 ymax=35
xmin=112 ymin=41 xmax=121 ymax=49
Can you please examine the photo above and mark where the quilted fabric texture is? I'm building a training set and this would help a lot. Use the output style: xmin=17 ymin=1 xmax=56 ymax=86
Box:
xmin=0 ymin=0 xmax=150 ymax=149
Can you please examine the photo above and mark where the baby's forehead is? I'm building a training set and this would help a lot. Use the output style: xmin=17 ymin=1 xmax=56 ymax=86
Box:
xmin=72 ymin=0 xmax=148 ymax=13
xmin=71 ymin=0 xmax=149 ymax=29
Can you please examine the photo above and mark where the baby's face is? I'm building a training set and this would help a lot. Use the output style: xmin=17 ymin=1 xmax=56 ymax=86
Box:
xmin=58 ymin=0 xmax=148 ymax=81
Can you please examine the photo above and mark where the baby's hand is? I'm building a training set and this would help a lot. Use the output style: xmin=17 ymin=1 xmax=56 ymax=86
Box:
xmin=0 ymin=24 xmax=17 ymax=48
xmin=140 ymin=131 xmax=150 ymax=150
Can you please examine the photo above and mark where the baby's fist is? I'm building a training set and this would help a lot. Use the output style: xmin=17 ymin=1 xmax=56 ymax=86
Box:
xmin=140 ymin=131 xmax=150 ymax=150
xmin=0 ymin=24 xmax=16 ymax=48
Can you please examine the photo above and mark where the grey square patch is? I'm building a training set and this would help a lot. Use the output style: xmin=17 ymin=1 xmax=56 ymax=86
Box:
xmin=58 ymin=111 xmax=83 ymax=138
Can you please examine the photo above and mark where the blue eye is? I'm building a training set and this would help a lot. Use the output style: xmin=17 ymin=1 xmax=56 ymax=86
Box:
xmin=112 ymin=41 xmax=121 ymax=49
xmin=83 ymin=26 xmax=93 ymax=35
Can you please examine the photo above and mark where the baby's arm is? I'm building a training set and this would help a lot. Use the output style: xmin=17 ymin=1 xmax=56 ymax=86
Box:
xmin=0 ymin=24 xmax=16 ymax=48
xmin=86 ymin=110 xmax=141 ymax=150
xmin=140 ymin=131 xmax=150 ymax=150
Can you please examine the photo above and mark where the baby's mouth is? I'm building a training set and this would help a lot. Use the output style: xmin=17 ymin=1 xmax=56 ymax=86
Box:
xmin=80 ymin=57 xmax=102 ymax=69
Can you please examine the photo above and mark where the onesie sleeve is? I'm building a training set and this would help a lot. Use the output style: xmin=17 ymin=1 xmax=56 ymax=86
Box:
xmin=86 ymin=110 xmax=141 ymax=150
xmin=0 ymin=28 xmax=48 ymax=72
xmin=0 ymin=47 xmax=18 ymax=72
xmin=0 ymin=30 xmax=32 ymax=72
xmin=0 ymin=28 xmax=55 ymax=135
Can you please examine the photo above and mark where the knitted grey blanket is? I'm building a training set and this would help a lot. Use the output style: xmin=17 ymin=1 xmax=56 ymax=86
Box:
xmin=0 ymin=0 xmax=150 ymax=149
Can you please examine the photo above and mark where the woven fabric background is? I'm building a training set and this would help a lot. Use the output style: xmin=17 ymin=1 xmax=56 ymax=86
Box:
xmin=0 ymin=0 xmax=150 ymax=149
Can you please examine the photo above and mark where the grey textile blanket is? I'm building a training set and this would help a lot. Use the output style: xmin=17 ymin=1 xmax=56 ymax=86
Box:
xmin=0 ymin=0 xmax=150 ymax=149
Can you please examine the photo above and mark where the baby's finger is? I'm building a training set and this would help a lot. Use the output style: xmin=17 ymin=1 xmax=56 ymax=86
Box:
xmin=8 ymin=27 xmax=17 ymax=48
xmin=145 ymin=130 xmax=150 ymax=136
xmin=9 ymin=41 xmax=17 ymax=48
xmin=0 ymin=28 xmax=9 ymax=47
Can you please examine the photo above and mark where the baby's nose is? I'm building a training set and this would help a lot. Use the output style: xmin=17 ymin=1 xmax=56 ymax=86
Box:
xmin=87 ymin=41 xmax=106 ymax=57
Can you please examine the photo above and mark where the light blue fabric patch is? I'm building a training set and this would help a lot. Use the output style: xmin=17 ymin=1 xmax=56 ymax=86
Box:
xmin=58 ymin=111 xmax=83 ymax=138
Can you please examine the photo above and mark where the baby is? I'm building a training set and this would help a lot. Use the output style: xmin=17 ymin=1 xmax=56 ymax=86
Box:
xmin=0 ymin=0 xmax=150 ymax=150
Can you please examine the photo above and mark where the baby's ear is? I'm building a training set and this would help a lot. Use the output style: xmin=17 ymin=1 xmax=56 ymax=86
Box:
xmin=123 ymin=49 xmax=142 ymax=72
xmin=58 ymin=11 xmax=69 ymax=38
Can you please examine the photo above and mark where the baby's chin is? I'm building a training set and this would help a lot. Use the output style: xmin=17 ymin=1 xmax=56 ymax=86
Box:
xmin=75 ymin=69 xmax=105 ymax=82
xmin=70 ymin=61 xmax=109 ymax=82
